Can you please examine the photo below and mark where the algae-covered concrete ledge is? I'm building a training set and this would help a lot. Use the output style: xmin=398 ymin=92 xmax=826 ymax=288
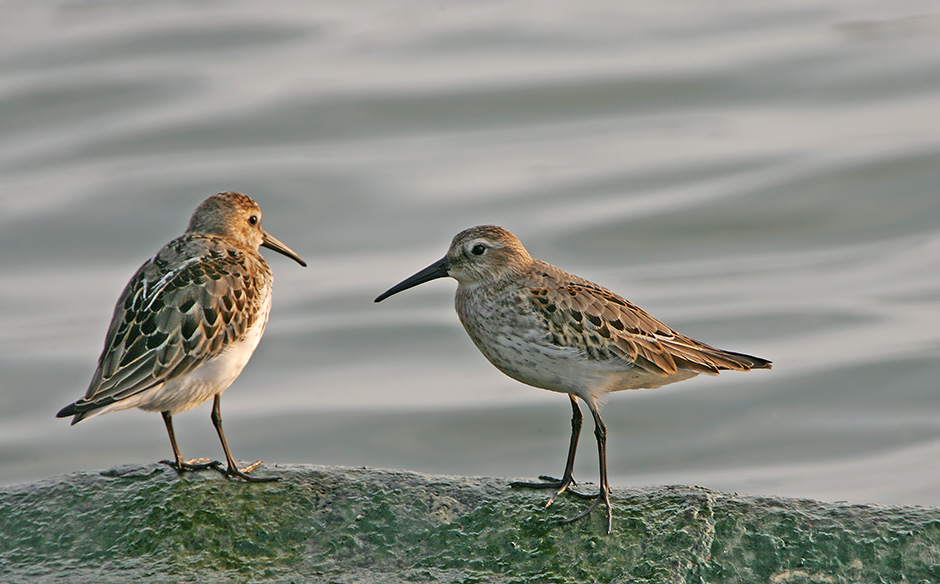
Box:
xmin=2 ymin=464 xmax=940 ymax=583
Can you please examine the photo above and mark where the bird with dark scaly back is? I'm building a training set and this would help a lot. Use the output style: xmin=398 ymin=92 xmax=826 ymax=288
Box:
xmin=57 ymin=192 xmax=306 ymax=482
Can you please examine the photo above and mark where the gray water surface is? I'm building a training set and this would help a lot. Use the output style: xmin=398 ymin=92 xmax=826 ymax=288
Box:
xmin=2 ymin=0 xmax=940 ymax=507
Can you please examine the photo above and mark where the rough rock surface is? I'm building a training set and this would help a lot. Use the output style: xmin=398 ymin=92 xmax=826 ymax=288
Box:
xmin=2 ymin=464 xmax=940 ymax=583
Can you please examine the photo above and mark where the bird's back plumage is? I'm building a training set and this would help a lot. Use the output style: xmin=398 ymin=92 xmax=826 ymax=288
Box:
xmin=58 ymin=234 xmax=272 ymax=424
xmin=526 ymin=260 xmax=770 ymax=378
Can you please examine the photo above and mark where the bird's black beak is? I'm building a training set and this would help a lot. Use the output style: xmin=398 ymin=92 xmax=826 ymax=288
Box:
xmin=261 ymin=231 xmax=307 ymax=267
xmin=374 ymin=256 xmax=449 ymax=302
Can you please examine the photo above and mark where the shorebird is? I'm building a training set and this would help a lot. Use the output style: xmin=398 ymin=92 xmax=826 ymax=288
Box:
xmin=375 ymin=225 xmax=770 ymax=533
xmin=57 ymin=192 xmax=306 ymax=482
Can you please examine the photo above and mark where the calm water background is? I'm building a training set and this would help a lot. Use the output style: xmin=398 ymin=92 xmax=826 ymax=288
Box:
xmin=1 ymin=0 xmax=939 ymax=508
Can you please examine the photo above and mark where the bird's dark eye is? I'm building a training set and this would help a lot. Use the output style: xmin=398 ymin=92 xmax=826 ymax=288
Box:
xmin=248 ymin=215 xmax=259 ymax=226
xmin=471 ymin=244 xmax=486 ymax=256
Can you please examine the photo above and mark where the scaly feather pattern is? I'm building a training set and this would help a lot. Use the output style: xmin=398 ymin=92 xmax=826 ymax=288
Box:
xmin=529 ymin=280 xmax=769 ymax=378
xmin=71 ymin=234 xmax=270 ymax=417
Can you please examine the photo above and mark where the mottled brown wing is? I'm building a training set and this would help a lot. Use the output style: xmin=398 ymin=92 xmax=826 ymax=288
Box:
xmin=74 ymin=238 xmax=262 ymax=413
xmin=529 ymin=282 xmax=770 ymax=377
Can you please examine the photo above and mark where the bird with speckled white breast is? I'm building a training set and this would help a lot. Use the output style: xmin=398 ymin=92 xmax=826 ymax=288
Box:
xmin=375 ymin=225 xmax=771 ymax=533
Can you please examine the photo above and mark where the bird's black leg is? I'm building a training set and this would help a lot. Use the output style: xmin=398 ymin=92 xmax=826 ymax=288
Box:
xmin=511 ymin=394 xmax=594 ymax=502
xmin=209 ymin=395 xmax=277 ymax=482
xmin=560 ymin=400 xmax=613 ymax=534
xmin=159 ymin=411 xmax=218 ymax=472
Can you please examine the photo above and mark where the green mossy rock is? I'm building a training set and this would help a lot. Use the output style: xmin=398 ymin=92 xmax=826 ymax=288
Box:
xmin=2 ymin=464 xmax=939 ymax=583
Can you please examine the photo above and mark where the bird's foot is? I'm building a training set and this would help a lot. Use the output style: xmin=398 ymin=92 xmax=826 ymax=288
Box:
xmin=559 ymin=486 xmax=613 ymax=535
xmin=160 ymin=457 xmax=221 ymax=473
xmin=216 ymin=460 xmax=279 ymax=483
xmin=510 ymin=474 xmax=595 ymax=505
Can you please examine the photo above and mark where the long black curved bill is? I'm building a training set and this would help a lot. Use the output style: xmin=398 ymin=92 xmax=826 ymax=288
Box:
xmin=262 ymin=230 xmax=307 ymax=267
xmin=375 ymin=256 xmax=449 ymax=302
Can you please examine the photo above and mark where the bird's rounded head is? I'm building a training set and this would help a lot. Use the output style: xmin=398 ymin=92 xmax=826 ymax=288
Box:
xmin=445 ymin=225 xmax=533 ymax=285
